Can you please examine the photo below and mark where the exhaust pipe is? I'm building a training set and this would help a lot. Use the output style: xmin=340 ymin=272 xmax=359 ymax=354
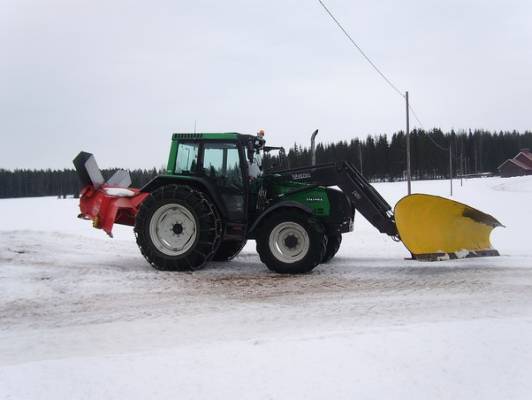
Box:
xmin=310 ymin=129 xmax=319 ymax=166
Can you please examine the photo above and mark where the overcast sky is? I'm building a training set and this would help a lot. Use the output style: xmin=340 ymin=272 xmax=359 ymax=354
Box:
xmin=2 ymin=0 xmax=531 ymax=169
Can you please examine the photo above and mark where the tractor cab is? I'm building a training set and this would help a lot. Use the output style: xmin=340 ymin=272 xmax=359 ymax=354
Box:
xmin=165 ymin=133 xmax=255 ymax=224
xmin=167 ymin=132 xmax=265 ymax=180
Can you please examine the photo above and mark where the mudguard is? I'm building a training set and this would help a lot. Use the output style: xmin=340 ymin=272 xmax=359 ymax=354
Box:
xmin=248 ymin=201 xmax=313 ymax=235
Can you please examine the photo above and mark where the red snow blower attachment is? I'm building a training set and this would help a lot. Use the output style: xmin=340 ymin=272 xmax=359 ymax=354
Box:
xmin=73 ymin=152 xmax=147 ymax=237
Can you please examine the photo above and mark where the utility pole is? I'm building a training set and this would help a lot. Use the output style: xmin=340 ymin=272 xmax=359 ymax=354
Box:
xmin=405 ymin=91 xmax=411 ymax=195
xmin=449 ymin=142 xmax=453 ymax=197
xmin=460 ymin=139 xmax=464 ymax=187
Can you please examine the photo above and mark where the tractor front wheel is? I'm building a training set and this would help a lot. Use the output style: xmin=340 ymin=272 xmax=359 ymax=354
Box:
xmin=256 ymin=210 xmax=327 ymax=274
xmin=134 ymin=185 xmax=222 ymax=271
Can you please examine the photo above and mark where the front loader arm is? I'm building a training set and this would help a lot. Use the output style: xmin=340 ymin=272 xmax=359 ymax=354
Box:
xmin=269 ymin=162 xmax=398 ymax=236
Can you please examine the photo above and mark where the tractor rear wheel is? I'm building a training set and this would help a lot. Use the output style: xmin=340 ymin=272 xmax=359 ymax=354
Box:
xmin=212 ymin=240 xmax=247 ymax=261
xmin=134 ymin=185 xmax=222 ymax=271
xmin=256 ymin=210 xmax=327 ymax=274
xmin=322 ymin=233 xmax=342 ymax=263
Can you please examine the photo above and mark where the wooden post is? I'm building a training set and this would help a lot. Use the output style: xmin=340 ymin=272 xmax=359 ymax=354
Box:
xmin=449 ymin=142 xmax=453 ymax=197
xmin=460 ymin=140 xmax=464 ymax=187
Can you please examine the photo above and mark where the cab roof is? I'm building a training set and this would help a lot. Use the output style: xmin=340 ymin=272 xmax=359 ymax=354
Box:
xmin=172 ymin=132 xmax=256 ymax=142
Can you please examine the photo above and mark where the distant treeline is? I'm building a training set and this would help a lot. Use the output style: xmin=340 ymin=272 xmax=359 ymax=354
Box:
xmin=279 ymin=129 xmax=532 ymax=181
xmin=0 ymin=168 xmax=160 ymax=199
xmin=1 ymin=129 xmax=531 ymax=198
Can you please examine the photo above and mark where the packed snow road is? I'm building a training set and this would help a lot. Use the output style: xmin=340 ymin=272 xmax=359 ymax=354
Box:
xmin=1 ymin=177 xmax=531 ymax=399
xmin=1 ymin=231 xmax=532 ymax=340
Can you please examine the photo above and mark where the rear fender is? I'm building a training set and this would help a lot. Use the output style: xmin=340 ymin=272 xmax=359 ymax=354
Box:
xmin=141 ymin=175 xmax=228 ymax=218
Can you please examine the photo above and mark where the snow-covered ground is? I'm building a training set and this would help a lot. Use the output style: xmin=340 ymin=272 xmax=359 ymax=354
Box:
xmin=1 ymin=177 xmax=531 ymax=399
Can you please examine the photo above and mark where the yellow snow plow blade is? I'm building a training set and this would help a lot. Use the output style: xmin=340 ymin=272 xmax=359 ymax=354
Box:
xmin=395 ymin=194 xmax=503 ymax=261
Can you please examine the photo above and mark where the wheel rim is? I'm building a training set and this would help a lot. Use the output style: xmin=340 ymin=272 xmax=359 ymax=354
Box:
xmin=149 ymin=203 xmax=197 ymax=256
xmin=268 ymin=221 xmax=310 ymax=264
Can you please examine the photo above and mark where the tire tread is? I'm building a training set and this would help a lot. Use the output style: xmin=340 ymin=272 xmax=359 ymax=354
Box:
xmin=134 ymin=185 xmax=222 ymax=271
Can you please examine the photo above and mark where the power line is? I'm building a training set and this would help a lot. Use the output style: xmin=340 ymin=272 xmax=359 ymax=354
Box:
xmin=316 ymin=0 xmax=404 ymax=99
xmin=408 ymin=105 xmax=448 ymax=151
xmin=316 ymin=0 xmax=448 ymax=152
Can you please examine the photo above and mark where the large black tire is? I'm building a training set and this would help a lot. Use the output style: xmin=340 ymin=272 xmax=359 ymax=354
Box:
xmin=322 ymin=233 xmax=342 ymax=263
xmin=256 ymin=210 xmax=327 ymax=274
xmin=212 ymin=240 xmax=247 ymax=261
xmin=134 ymin=185 xmax=222 ymax=271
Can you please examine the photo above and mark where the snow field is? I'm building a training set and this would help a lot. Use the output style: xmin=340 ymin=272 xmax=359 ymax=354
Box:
xmin=0 ymin=176 xmax=531 ymax=399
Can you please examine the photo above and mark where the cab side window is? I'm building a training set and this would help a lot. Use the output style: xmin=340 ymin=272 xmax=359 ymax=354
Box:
xmin=175 ymin=143 xmax=199 ymax=173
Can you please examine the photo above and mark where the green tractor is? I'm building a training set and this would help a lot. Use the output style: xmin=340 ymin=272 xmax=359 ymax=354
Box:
xmin=74 ymin=132 xmax=501 ymax=273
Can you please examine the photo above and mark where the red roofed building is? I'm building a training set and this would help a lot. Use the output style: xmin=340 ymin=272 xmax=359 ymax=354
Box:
xmin=498 ymin=148 xmax=532 ymax=177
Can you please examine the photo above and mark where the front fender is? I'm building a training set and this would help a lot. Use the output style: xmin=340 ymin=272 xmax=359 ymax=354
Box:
xmin=248 ymin=201 xmax=313 ymax=235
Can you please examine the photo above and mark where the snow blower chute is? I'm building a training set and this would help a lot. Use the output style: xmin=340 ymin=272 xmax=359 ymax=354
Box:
xmin=74 ymin=132 xmax=502 ymax=273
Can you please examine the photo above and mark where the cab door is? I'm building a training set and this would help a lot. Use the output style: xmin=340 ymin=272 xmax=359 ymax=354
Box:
xmin=202 ymin=142 xmax=247 ymax=222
